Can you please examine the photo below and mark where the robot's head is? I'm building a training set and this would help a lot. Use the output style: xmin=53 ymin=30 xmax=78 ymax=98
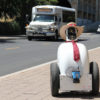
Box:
xmin=66 ymin=27 xmax=77 ymax=40
xmin=60 ymin=22 xmax=84 ymax=41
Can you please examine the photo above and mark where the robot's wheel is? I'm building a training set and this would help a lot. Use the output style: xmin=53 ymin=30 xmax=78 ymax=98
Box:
xmin=90 ymin=62 xmax=99 ymax=95
xmin=50 ymin=62 xmax=60 ymax=96
xmin=27 ymin=36 xmax=32 ymax=41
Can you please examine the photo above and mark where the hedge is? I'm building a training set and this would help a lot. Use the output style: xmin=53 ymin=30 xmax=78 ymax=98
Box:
xmin=0 ymin=21 xmax=21 ymax=35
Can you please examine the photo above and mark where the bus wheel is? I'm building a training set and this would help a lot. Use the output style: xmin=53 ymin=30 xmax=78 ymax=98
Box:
xmin=27 ymin=36 xmax=32 ymax=41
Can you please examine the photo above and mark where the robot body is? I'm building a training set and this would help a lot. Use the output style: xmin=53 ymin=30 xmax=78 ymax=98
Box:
xmin=57 ymin=42 xmax=89 ymax=77
xmin=50 ymin=22 xmax=99 ymax=96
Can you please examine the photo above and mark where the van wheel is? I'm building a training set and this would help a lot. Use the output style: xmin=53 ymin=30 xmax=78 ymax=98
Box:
xmin=90 ymin=62 xmax=99 ymax=95
xmin=27 ymin=36 xmax=32 ymax=41
xmin=50 ymin=63 xmax=60 ymax=96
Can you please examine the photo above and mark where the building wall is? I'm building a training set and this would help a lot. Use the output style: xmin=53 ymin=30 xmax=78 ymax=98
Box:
xmin=68 ymin=0 xmax=100 ymax=26
xmin=98 ymin=0 xmax=100 ymax=21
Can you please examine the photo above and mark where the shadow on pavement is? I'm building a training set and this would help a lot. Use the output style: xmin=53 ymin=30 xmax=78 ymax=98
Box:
xmin=31 ymin=37 xmax=89 ymax=42
xmin=78 ymin=38 xmax=88 ymax=42
xmin=33 ymin=38 xmax=64 ymax=42
xmin=56 ymin=92 xmax=100 ymax=99
xmin=0 ymin=35 xmax=26 ymax=43
xmin=0 ymin=39 xmax=16 ymax=44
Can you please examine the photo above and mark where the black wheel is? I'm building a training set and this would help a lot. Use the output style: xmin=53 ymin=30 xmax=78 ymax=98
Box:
xmin=27 ymin=36 xmax=32 ymax=41
xmin=90 ymin=62 xmax=99 ymax=95
xmin=50 ymin=63 xmax=60 ymax=96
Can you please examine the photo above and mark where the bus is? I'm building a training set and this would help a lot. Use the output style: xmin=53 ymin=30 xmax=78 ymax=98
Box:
xmin=26 ymin=5 xmax=76 ymax=41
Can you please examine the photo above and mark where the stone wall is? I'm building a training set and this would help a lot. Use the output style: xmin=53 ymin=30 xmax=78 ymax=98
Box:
xmin=67 ymin=0 xmax=100 ymax=32
xmin=67 ymin=0 xmax=100 ymax=23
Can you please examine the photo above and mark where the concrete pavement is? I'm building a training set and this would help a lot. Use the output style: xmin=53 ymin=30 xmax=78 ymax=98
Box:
xmin=0 ymin=35 xmax=26 ymax=40
xmin=0 ymin=47 xmax=99 ymax=100
xmin=0 ymin=32 xmax=99 ymax=40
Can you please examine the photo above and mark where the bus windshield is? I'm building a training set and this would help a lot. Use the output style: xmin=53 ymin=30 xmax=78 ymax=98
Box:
xmin=33 ymin=15 xmax=54 ymax=22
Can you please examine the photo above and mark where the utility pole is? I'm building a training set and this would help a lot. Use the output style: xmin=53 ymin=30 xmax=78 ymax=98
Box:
xmin=96 ymin=0 xmax=99 ymax=21
xmin=76 ymin=0 xmax=78 ymax=25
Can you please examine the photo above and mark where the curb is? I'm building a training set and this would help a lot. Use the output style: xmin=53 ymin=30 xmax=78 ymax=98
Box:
xmin=0 ymin=35 xmax=26 ymax=40
xmin=0 ymin=46 xmax=99 ymax=79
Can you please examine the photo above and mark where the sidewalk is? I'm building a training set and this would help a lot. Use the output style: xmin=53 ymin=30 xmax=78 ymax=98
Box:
xmin=0 ymin=35 xmax=26 ymax=40
xmin=0 ymin=48 xmax=99 ymax=100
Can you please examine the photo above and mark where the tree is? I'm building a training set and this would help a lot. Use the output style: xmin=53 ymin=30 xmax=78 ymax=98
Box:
xmin=57 ymin=0 xmax=71 ymax=8
xmin=16 ymin=0 xmax=58 ymax=34
xmin=0 ymin=0 xmax=58 ymax=33
xmin=0 ymin=0 xmax=19 ymax=21
xmin=35 ymin=0 xmax=58 ymax=5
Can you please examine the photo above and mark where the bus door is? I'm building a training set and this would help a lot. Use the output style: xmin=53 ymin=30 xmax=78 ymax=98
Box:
xmin=55 ymin=15 xmax=62 ymax=33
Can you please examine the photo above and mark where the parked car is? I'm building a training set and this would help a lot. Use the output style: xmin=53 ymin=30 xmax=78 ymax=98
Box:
xmin=97 ymin=25 xmax=100 ymax=32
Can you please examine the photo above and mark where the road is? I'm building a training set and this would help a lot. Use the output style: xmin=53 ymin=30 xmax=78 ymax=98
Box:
xmin=0 ymin=33 xmax=100 ymax=76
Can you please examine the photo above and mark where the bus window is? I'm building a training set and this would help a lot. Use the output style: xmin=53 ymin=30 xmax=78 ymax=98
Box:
xmin=63 ymin=11 xmax=75 ymax=23
xmin=33 ymin=15 xmax=54 ymax=22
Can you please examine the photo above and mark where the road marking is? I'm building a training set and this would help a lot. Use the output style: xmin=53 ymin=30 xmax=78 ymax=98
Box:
xmin=5 ymin=47 xmax=20 ymax=50
xmin=0 ymin=46 xmax=100 ymax=79
xmin=43 ymin=42 xmax=51 ymax=45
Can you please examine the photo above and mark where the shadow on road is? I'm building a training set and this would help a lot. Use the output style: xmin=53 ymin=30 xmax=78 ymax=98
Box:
xmin=78 ymin=38 xmax=88 ymax=42
xmin=0 ymin=39 xmax=16 ymax=44
xmin=56 ymin=92 xmax=100 ymax=99
xmin=33 ymin=38 xmax=64 ymax=42
xmin=0 ymin=35 xmax=26 ymax=44
xmin=31 ymin=37 xmax=89 ymax=42
xmin=96 ymin=32 xmax=100 ymax=34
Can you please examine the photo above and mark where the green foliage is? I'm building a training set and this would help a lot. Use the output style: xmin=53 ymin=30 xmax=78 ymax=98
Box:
xmin=0 ymin=0 xmax=19 ymax=21
xmin=0 ymin=0 xmax=58 ymax=35
xmin=0 ymin=0 xmax=58 ymax=19
xmin=15 ymin=0 xmax=58 ymax=34
xmin=34 ymin=0 xmax=58 ymax=5
xmin=0 ymin=21 xmax=21 ymax=35
xmin=57 ymin=0 xmax=71 ymax=7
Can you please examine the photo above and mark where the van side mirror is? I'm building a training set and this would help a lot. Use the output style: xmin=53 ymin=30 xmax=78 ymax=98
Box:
xmin=26 ymin=14 xmax=30 ymax=25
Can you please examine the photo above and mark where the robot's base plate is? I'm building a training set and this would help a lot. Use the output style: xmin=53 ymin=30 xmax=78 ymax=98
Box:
xmin=60 ymin=74 xmax=92 ymax=92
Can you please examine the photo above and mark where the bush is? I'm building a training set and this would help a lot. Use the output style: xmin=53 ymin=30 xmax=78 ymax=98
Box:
xmin=0 ymin=21 xmax=21 ymax=35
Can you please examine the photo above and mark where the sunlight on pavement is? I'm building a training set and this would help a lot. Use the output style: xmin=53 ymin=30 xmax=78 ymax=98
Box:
xmin=5 ymin=47 xmax=20 ymax=50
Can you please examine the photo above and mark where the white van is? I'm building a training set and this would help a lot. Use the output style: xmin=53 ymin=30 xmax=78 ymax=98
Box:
xmin=26 ymin=5 xmax=76 ymax=40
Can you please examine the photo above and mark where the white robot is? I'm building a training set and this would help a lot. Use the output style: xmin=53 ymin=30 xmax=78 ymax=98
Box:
xmin=50 ymin=22 xmax=99 ymax=96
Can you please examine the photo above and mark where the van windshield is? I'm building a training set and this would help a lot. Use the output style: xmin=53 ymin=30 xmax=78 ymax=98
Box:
xmin=33 ymin=15 xmax=54 ymax=22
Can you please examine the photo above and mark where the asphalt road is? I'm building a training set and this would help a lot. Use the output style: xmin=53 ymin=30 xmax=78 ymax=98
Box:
xmin=0 ymin=33 xmax=100 ymax=76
